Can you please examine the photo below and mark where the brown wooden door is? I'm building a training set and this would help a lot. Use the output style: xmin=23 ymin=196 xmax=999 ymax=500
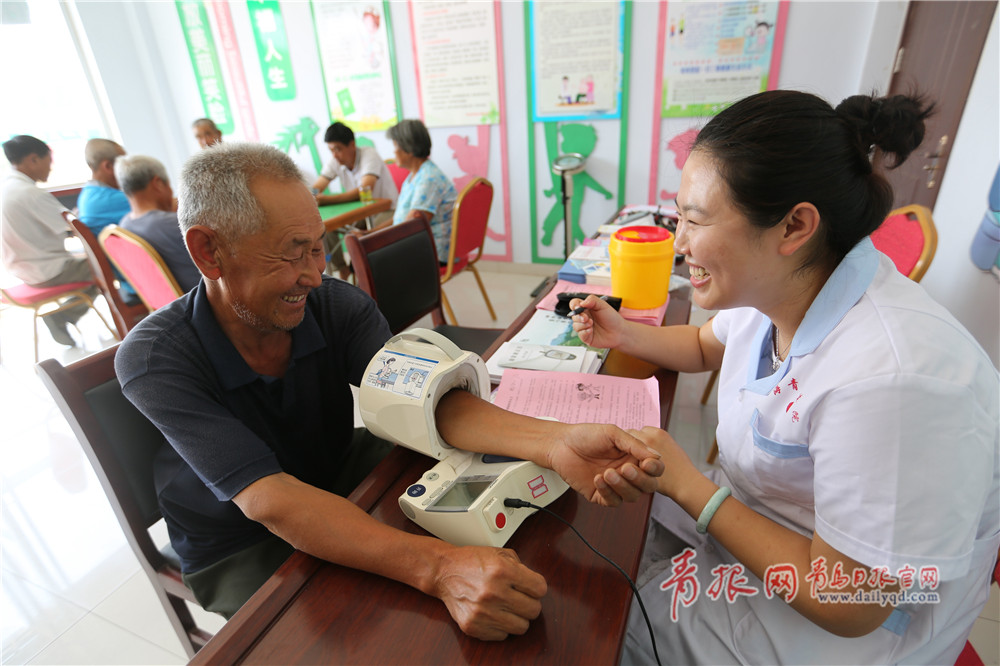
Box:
xmin=884 ymin=1 xmax=996 ymax=210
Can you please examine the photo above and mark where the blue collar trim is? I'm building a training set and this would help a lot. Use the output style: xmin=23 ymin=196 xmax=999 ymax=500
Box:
xmin=743 ymin=238 xmax=879 ymax=395
xmin=881 ymin=608 xmax=911 ymax=636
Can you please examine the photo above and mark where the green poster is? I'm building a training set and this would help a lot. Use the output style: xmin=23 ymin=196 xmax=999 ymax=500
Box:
xmin=310 ymin=1 xmax=400 ymax=131
xmin=176 ymin=0 xmax=234 ymax=133
xmin=247 ymin=0 xmax=296 ymax=101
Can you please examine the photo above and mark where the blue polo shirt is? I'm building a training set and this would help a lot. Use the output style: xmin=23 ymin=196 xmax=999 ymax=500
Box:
xmin=77 ymin=180 xmax=130 ymax=235
xmin=116 ymin=278 xmax=392 ymax=572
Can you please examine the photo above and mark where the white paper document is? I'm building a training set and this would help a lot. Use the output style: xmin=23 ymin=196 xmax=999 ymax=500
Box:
xmin=485 ymin=342 xmax=601 ymax=382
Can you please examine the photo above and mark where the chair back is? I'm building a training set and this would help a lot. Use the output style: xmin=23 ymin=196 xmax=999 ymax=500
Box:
xmin=100 ymin=225 xmax=183 ymax=310
xmin=871 ymin=204 xmax=938 ymax=282
xmin=385 ymin=160 xmax=409 ymax=192
xmin=64 ymin=212 xmax=148 ymax=337
xmin=443 ymin=177 xmax=493 ymax=280
xmin=37 ymin=346 xmax=212 ymax=656
xmin=38 ymin=347 xmax=164 ymax=542
xmin=346 ymin=218 xmax=446 ymax=334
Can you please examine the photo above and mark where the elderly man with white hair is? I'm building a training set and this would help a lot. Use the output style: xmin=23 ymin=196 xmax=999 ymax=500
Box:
xmin=115 ymin=154 xmax=200 ymax=293
xmin=114 ymin=141 xmax=664 ymax=628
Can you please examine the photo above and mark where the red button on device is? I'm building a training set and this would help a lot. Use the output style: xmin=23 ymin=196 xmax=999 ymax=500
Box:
xmin=495 ymin=513 xmax=506 ymax=529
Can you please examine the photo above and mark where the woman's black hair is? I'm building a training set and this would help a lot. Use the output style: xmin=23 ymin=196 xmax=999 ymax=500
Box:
xmin=692 ymin=90 xmax=933 ymax=267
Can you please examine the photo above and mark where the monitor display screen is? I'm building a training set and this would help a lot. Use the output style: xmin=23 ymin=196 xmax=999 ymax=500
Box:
xmin=428 ymin=479 xmax=494 ymax=511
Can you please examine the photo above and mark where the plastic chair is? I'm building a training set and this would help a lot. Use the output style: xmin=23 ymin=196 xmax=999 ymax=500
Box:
xmin=99 ymin=225 xmax=183 ymax=311
xmin=385 ymin=159 xmax=408 ymax=193
xmin=345 ymin=217 xmax=502 ymax=358
xmin=871 ymin=204 xmax=938 ymax=282
xmin=63 ymin=212 xmax=148 ymax=338
xmin=1 ymin=280 xmax=115 ymax=363
xmin=37 ymin=346 xmax=214 ymax=657
xmin=440 ymin=177 xmax=497 ymax=326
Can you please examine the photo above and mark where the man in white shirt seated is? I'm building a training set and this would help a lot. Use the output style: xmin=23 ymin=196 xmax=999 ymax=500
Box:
xmin=312 ymin=122 xmax=398 ymax=278
xmin=1 ymin=135 xmax=95 ymax=346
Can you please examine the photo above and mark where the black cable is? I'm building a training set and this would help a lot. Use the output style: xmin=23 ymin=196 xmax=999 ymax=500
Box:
xmin=504 ymin=498 xmax=662 ymax=666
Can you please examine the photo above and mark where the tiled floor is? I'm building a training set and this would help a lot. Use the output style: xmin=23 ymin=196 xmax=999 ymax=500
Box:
xmin=2 ymin=262 xmax=997 ymax=665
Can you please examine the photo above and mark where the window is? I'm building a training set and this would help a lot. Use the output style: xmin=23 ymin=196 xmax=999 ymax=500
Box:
xmin=0 ymin=1 xmax=117 ymax=188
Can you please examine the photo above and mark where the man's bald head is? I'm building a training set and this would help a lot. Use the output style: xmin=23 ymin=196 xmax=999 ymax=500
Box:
xmin=84 ymin=138 xmax=126 ymax=186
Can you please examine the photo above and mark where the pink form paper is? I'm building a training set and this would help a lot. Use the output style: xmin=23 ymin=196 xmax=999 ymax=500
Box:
xmin=493 ymin=368 xmax=660 ymax=430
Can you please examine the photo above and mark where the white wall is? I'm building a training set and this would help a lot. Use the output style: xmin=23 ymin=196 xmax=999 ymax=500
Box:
xmin=70 ymin=0 xmax=999 ymax=362
xmin=780 ymin=1 xmax=879 ymax=101
xmin=75 ymin=2 xmax=189 ymax=181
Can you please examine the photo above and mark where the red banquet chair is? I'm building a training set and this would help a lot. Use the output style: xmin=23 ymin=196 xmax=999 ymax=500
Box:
xmin=870 ymin=203 xmax=938 ymax=282
xmin=385 ymin=159 xmax=409 ymax=193
xmin=439 ymin=177 xmax=497 ymax=325
xmin=99 ymin=225 xmax=183 ymax=311
xmin=1 ymin=280 xmax=115 ymax=362
xmin=63 ymin=211 xmax=148 ymax=338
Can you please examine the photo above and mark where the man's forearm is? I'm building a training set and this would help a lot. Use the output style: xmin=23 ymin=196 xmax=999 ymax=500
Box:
xmin=435 ymin=389 xmax=559 ymax=467
xmin=433 ymin=390 xmax=664 ymax=506
xmin=232 ymin=471 xmax=550 ymax=641
xmin=316 ymin=190 xmax=357 ymax=205
xmin=234 ymin=472 xmax=450 ymax=595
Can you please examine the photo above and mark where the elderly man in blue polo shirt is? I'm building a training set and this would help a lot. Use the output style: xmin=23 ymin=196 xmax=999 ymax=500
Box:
xmin=76 ymin=138 xmax=130 ymax=236
xmin=114 ymin=142 xmax=663 ymax=635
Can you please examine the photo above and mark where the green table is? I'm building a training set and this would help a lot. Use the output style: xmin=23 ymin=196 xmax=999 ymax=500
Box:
xmin=318 ymin=198 xmax=391 ymax=233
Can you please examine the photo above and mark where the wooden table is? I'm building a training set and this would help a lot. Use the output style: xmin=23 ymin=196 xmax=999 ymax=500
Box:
xmin=318 ymin=198 xmax=391 ymax=233
xmin=191 ymin=282 xmax=691 ymax=666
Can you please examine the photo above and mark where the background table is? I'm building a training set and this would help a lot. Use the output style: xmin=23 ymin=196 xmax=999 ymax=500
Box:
xmin=318 ymin=199 xmax=391 ymax=233
xmin=190 ymin=282 xmax=691 ymax=666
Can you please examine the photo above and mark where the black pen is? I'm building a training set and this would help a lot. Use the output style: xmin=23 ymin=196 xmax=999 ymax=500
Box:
xmin=569 ymin=294 xmax=609 ymax=316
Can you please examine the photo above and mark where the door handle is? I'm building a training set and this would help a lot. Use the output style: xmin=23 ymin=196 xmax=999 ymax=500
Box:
xmin=922 ymin=135 xmax=948 ymax=189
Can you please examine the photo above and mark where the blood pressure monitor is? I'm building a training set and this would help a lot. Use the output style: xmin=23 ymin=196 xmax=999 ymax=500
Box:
xmin=399 ymin=450 xmax=568 ymax=548
xmin=359 ymin=329 xmax=569 ymax=547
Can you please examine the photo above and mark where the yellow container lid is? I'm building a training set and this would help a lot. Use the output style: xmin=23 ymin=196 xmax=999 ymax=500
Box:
xmin=610 ymin=226 xmax=673 ymax=255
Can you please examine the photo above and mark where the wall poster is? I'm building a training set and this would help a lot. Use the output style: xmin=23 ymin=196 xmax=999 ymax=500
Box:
xmin=647 ymin=0 xmax=788 ymax=204
xmin=661 ymin=0 xmax=786 ymax=118
xmin=311 ymin=0 xmax=400 ymax=131
xmin=410 ymin=2 xmax=500 ymax=128
xmin=524 ymin=1 xmax=633 ymax=264
xmin=529 ymin=1 xmax=625 ymax=121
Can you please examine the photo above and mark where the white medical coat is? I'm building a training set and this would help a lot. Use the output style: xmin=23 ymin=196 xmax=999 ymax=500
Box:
xmin=626 ymin=238 xmax=999 ymax=665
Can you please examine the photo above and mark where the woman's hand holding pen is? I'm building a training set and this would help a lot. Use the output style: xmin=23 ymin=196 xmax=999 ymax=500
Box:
xmin=570 ymin=294 xmax=627 ymax=349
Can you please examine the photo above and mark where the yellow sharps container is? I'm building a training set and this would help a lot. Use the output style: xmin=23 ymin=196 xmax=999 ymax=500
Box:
xmin=609 ymin=226 xmax=674 ymax=309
